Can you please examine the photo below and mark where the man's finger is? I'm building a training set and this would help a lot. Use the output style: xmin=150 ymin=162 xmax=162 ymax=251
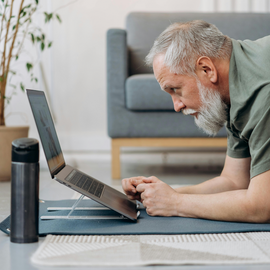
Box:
xmin=136 ymin=183 xmax=146 ymax=193
xmin=131 ymin=177 xmax=145 ymax=187
xmin=142 ymin=178 xmax=153 ymax=183
xmin=122 ymin=178 xmax=137 ymax=194
xmin=142 ymin=176 xmax=159 ymax=183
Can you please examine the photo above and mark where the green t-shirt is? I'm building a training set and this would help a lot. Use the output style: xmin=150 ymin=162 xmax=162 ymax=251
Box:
xmin=227 ymin=36 xmax=270 ymax=179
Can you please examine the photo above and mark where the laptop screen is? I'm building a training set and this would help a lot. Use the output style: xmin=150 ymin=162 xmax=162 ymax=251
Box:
xmin=26 ymin=89 xmax=65 ymax=177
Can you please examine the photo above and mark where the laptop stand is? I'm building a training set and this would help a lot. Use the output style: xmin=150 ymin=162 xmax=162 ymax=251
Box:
xmin=40 ymin=194 xmax=128 ymax=220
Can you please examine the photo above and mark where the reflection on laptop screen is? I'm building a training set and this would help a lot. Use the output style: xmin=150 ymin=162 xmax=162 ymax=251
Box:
xmin=27 ymin=90 xmax=65 ymax=177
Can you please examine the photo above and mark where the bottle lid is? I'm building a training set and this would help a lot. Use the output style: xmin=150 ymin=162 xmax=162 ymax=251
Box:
xmin=12 ymin=138 xmax=39 ymax=163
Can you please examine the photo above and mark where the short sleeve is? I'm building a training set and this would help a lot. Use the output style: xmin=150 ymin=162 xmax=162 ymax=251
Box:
xmin=248 ymin=106 xmax=270 ymax=179
xmin=226 ymin=125 xmax=250 ymax=159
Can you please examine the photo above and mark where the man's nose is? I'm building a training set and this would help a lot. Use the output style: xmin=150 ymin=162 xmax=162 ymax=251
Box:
xmin=172 ymin=95 xmax=185 ymax=112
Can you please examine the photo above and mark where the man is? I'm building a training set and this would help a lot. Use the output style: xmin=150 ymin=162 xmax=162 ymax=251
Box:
xmin=122 ymin=20 xmax=270 ymax=223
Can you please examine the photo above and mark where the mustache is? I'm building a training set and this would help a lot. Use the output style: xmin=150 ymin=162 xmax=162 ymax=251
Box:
xmin=182 ymin=108 xmax=197 ymax=115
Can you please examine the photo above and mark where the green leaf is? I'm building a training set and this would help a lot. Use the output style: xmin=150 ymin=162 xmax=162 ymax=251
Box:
xmin=26 ymin=62 xmax=33 ymax=72
xmin=23 ymin=4 xmax=31 ymax=10
xmin=20 ymin=83 xmax=25 ymax=92
xmin=36 ymin=36 xmax=41 ymax=42
xmin=12 ymin=25 xmax=16 ymax=30
xmin=29 ymin=33 xmax=35 ymax=43
xmin=41 ymin=42 xmax=45 ymax=51
xmin=35 ymin=0 xmax=39 ymax=4
xmin=20 ymin=11 xmax=27 ymax=18
xmin=35 ymin=78 xmax=38 ymax=83
xmin=9 ymin=70 xmax=16 ymax=75
xmin=56 ymin=14 xmax=62 ymax=23
xmin=44 ymin=12 xmax=53 ymax=23
xmin=19 ymin=4 xmax=31 ymax=15
xmin=48 ymin=41 xmax=52 ymax=48
xmin=15 ymin=55 xmax=19 ymax=60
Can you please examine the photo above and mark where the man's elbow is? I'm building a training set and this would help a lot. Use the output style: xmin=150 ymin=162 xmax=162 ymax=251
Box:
xmin=246 ymin=203 xmax=270 ymax=223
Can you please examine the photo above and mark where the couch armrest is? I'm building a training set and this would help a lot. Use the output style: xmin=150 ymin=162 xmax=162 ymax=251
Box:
xmin=106 ymin=29 xmax=128 ymax=137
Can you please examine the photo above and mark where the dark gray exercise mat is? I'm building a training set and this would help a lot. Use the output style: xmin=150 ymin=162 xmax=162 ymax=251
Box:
xmin=1 ymin=199 xmax=270 ymax=236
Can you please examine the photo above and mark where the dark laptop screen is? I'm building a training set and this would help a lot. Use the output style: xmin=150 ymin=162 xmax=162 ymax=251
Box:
xmin=26 ymin=89 xmax=65 ymax=177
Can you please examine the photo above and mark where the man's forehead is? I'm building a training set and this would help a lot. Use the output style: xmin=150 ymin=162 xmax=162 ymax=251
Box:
xmin=153 ymin=55 xmax=170 ymax=81
xmin=153 ymin=55 xmax=179 ymax=90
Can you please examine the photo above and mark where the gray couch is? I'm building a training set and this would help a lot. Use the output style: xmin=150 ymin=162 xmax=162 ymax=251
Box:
xmin=107 ymin=12 xmax=270 ymax=179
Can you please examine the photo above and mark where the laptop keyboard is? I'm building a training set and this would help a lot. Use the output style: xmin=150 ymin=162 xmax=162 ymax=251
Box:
xmin=65 ymin=170 xmax=104 ymax=198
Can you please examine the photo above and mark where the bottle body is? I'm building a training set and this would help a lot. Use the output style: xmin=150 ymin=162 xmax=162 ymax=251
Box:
xmin=10 ymin=162 xmax=39 ymax=243
xmin=10 ymin=138 xmax=39 ymax=243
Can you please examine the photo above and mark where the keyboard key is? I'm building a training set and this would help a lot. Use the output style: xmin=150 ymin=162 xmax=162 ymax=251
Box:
xmin=66 ymin=171 xmax=82 ymax=185
xmin=76 ymin=176 xmax=87 ymax=188
xmin=95 ymin=183 xmax=104 ymax=198
xmin=65 ymin=170 xmax=104 ymax=198
xmin=65 ymin=170 xmax=76 ymax=182
xmin=89 ymin=181 xmax=98 ymax=195
xmin=82 ymin=177 xmax=93 ymax=191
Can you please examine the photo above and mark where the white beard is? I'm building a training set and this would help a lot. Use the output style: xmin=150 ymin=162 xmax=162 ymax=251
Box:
xmin=182 ymin=81 xmax=228 ymax=136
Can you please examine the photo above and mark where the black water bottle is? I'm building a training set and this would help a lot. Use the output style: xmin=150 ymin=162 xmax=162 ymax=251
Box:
xmin=10 ymin=138 xmax=39 ymax=243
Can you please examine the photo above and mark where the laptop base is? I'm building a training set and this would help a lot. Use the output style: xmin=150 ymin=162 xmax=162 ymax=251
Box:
xmin=40 ymin=194 xmax=128 ymax=220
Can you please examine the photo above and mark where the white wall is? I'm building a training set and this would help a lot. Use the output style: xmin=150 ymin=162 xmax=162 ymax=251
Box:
xmin=202 ymin=0 xmax=270 ymax=12
xmin=5 ymin=0 xmax=270 ymax=152
xmin=50 ymin=0 xmax=202 ymax=151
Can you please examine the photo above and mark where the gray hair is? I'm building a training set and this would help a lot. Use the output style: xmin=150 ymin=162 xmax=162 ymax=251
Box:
xmin=145 ymin=20 xmax=232 ymax=75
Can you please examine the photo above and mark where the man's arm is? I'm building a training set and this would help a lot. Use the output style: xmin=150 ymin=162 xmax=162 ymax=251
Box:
xmin=175 ymin=155 xmax=251 ymax=194
xmin=122 ymin=156 xmax=250 ymax=199
xmin=135 ymin=156 xmax=270 ymax=222
xmin=173 ymin=169 xmax=270 ymax=222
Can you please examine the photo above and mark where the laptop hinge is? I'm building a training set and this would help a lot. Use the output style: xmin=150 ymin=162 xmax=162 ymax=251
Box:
xmin=51 ymin=163 xmax=66 ymax=178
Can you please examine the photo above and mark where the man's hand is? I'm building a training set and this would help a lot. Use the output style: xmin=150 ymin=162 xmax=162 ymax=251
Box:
xmin=122 ymin=176 xmax=147 ymax=201
xmin=136 ymin=176 xmax=180 ymax=216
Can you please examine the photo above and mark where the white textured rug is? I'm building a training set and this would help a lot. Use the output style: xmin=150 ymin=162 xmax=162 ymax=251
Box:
xmin=31 ymin=233 xmax=270 ymax=266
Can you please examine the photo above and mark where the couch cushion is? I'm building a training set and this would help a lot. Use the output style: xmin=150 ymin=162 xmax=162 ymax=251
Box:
xmin=126 ymin=12 xmax=270 ymax=75
xmin=125 ymin=74 xmax=174 ymax=111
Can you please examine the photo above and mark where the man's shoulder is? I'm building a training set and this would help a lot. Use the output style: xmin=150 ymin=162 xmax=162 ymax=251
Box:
xmin=232 ymin=35 xmax=270 ymax=44
xmin=229 ymin=35 xmax=270 ymax=97
xmin=232 ymin=35 xmax=270 ymax=56
xmin=253 ymin=35 xmax=270 ymax=45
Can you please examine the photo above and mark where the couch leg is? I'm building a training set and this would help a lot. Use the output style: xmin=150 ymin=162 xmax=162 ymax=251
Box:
xmin=111 ymin=139 xmax=121 ymax=179
xmin=110 ymin=137 xmax=227 ymax=179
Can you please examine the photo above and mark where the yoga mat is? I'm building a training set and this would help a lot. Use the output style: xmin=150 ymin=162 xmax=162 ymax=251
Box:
xmin=1 ymin=199 xmax=270 ymax=236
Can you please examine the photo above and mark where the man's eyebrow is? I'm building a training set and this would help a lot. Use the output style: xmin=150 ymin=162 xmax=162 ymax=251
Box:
xmin=160 ymin=85 xmax=169 ymax=92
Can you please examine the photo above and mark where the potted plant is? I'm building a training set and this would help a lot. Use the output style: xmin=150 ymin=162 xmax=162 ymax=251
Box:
xmin=0 ymin=0 xmax=61 ymax=181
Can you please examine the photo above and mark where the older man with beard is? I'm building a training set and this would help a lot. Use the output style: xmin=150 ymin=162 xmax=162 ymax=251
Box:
xmin=122 ymin=20 xmax=270 ymax=223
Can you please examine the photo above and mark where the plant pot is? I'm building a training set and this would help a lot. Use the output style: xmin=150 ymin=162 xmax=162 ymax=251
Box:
xmin=0 ymin=126 xmax=29 ymax=181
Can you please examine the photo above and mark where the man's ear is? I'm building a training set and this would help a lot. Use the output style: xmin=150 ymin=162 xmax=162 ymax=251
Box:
xmin=195 ymin=56 xmax=217 ymax=84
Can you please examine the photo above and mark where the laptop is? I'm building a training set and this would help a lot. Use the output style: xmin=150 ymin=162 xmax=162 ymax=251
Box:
xmin=26 ymin=89 xmax=139 ymax=221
